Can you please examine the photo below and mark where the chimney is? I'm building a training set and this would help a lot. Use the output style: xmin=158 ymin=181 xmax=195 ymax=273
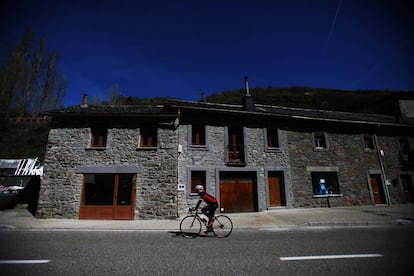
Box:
xmin=243 ymin=76 xmax=255 ymax=111
xmin=81 ymin=93 xmax=88 ymax=108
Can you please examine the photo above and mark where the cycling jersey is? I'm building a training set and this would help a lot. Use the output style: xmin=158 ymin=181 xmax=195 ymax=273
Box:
xmin=200 ymin=191 xmax=217 ymax=204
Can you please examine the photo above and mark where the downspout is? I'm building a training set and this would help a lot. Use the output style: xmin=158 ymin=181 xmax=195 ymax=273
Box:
xmin=373 ymin=134 xmax=391 ymax=205
xmin=176 ymin=108 xmax=181 ymax=218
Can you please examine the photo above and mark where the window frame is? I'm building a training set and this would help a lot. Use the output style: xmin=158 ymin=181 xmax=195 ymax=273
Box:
xmin=313 ymin=132 xmax=328 ymax=151
xmin=225 ymin=126 xmax=247 ymax=166
xmin=189 ymin=170 xmax=207 ymax=196
xmin=265 ymin=128 xmax=280 ymax=151
xmin=399 ymin=137 xmax=413 ymax=163
xmin=188 ymin=125 xmax=208 ymax=149
xmin=311 ymin=171 xmax=341 ymax=196
xmin=90 ymin=127 xmax=108 ymax=149
xmin=139 ymin=125 xmax=158 ymax=149
xmin=362 ymin=134 xmax=375 ymax=151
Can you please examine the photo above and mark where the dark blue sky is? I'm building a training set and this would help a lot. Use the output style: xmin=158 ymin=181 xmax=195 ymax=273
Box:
xmin=1 ymin=0 xmax=413 ymax=107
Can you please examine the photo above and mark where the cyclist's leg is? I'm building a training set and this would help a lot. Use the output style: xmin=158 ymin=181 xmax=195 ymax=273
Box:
xmin=201 ymin=205 xmax=215 ymax=232
xmin=201 ymin=205 xmax=212 ymax=221
xmin=209 ymin=203 xmax=218 ymax=226
xmin=204 ymin=205 xmax=215 ymax=225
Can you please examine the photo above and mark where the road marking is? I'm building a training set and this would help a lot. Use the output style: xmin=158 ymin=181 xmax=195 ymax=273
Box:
xmin=0 ymin=260 xmax=51 ymax=264
xmin=280 ymin=254 xmax=383 ymax=261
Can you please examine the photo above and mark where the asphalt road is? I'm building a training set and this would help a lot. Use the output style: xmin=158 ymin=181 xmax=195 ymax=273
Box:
xmin=1 ymin=226 xmax=413 ymax=275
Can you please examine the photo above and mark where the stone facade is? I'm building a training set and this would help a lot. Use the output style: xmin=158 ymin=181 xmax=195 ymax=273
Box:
xmin=287 ymin=131 xmax=405 ymax=207
xmin=37 ymin=124 xmax=178 ymax=219
xmin=177 ymin=123 xmax=411 ymax=214
xmin=177 ymin=126 xmax=292 ymax=216
xmin=37 ymin=100 xmax=414 ymax=219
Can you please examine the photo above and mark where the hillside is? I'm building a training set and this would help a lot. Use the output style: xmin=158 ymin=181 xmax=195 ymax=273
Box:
xmin=0 ymin=123 xmax=49 ymax=161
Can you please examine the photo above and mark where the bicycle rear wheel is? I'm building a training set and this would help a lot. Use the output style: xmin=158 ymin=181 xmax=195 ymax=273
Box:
xmin=213 ymin=215 xmax=233 ymax=237
xmin=180 ymin=215 xmax=201 ymax=238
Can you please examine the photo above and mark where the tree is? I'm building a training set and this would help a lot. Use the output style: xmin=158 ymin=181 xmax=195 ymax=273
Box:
xmin=0 ymin=28 xmax=66 ymax=122
xmin=107 ymin=83 xmax=125 ymax=105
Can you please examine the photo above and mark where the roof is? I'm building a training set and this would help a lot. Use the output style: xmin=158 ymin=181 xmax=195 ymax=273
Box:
xmin=166 ymin=99 xmax=414 ymax=127
xmin=47 ymin=99 xmax=414 ymax=128
xmin=47 ymin=104 xmax=177 ymax=118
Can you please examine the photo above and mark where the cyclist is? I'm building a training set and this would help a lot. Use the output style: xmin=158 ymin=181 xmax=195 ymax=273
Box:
xmin=193 ymin=184 xmax=218 ymax=232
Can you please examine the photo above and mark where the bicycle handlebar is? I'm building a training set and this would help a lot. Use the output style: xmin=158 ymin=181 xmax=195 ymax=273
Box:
xmin=188 ymin=207 xmax=201 ymax=214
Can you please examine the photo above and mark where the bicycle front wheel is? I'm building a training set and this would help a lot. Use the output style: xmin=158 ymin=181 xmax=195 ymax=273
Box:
xmin=213 ymin=215 xmax=233 ymax=237
xmin=180 ymin=215 xmax=202 ymax=238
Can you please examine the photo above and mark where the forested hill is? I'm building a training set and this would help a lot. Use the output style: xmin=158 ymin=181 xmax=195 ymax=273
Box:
xmin=204 ymin=87 xmax=414 ymax=116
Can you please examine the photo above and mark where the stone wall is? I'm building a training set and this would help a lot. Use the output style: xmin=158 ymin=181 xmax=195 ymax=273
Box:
xmin=287 ymin=131 xmax=405 ymax=207
xmin=37 ymin=126 xmax=178 ymax=219
xmin=245 ymin=127 xmax=292 ymax=208
xmin=177 ymin=125 xmax=291 ymax=215
xmin=378 ymin=136 xmax=405 ymax=204
xmin=177 ymin=125 xmax=225 ymax=215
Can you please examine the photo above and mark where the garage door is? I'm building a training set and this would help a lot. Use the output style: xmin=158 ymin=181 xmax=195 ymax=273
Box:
xmin=219 ymin=173 xmax=257 ymax=213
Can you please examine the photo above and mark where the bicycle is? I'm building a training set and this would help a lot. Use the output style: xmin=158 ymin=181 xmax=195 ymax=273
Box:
xmin=180 ymin=208 xmax=233 ymax=238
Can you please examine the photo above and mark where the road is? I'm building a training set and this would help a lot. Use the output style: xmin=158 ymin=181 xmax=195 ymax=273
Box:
xmin=0 ymin=226 xmax=413 ymax=275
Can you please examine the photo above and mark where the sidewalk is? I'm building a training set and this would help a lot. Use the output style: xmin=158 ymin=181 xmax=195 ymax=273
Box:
xmin=1 ymin=204 xmax=413 ymax=231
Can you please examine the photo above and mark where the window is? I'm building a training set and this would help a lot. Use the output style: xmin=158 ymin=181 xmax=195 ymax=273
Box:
xmin=265 ymin=128 xmax=280 ymax=149
xmin=226 ymin=127 xmax=246 ymax=165
xmin=140 ymin=125 xmax=157 ymax=147
xmin=363 ymin=134 xmax=375 ymax=150
xmin=399 ymin=138 xmax=413 ymax=163
xmin=313 ymin=132 xmax=327 ymax=149
xmin=191 ymin=125 xmax=206 ymax=147
xmin=311 ymin=172 xmax=340 ymax=195
xmin=190 ymin=171 xmax=206 ymax=195
xmin=91 ymin=128 xmax=108 ymax=148
xmin=80 ymin=173 xmax=136 ymax=219
xmin=84 ymin=174 xmax=115 ymax=205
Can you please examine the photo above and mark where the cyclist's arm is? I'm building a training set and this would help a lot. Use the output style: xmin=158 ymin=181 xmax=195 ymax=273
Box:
xmin=194 ymin=199 xmax=202 ymax=210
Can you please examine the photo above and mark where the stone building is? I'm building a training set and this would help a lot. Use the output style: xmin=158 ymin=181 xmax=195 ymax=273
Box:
xmin=36 ymin=94 xmax=414 ymax=219
xmin=172 ymin=96 xmax=414 ymax=214
xmin=37 ymin=98 xmax=180 ymax=219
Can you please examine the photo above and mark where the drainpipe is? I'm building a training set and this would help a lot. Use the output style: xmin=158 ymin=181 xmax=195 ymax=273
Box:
xmin=373 ymin=134 xmax=391 ymax=205
xmin=176 ymin=108 xmax=181 ymax=218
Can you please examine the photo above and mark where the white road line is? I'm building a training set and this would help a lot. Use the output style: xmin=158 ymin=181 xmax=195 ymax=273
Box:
xmin=280 ymin=254 xmax=383 ymax=261
xmin=0 ymin=260 xmax=51 ymax=264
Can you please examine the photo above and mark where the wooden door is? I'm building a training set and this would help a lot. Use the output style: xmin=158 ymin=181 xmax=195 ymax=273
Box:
xmin=268 ymin=172 xmax=285 ymax=207
xmin=220 ymin=180 xmax=238 ymax=213
xmin=370 ymin=174 xmax=386 ymax=204
xmin=401 ymin=175 xmax=414 ymax=203
xmin=113 ymin=174 xmax=136 ymax=220
xmin=219 ymin=174 xmax=256 ymax=213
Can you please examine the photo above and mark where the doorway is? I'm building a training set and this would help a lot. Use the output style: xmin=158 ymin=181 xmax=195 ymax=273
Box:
xmin=401 ymin=174 xmax=414 ymax=203
xmin=369 ymin=174 xmax=386 ymax=204
xmin=268 ymin=171 xmax=286 ymax=207
xmin=79 ymin=174 xmax=136 ymax=219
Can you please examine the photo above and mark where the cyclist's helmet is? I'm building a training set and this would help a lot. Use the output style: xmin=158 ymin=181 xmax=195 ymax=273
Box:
xmin=195 ymin=185 xmax=204 ymax=193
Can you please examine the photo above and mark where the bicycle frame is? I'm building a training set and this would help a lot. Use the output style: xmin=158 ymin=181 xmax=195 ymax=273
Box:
xmin=190 ymin=209 xmax=210 ymax=226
